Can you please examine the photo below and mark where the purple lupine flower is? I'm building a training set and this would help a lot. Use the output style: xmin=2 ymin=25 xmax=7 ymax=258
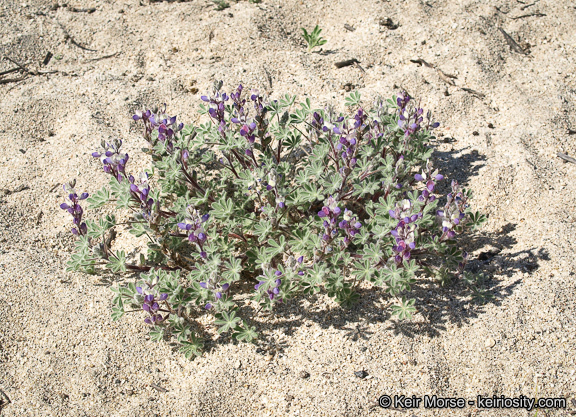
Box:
xmin=133 ymin=105 xmax=183 ymax=148
xmin=178 ymin=206 xmax=210 ymax=256
xmin=388 ymin=199 xmax=422 ymax=264
xmin=136 ymin=282 xmax=169 ymax=325
xmin=60 ymin=181 xmax=88 ymax=236
xmin=338 ymin=208 xmax=362 ymax=246
xmin=396 ymin=91 xmax=427 ymax=138
xmin=128 ymin=172 xmax=156 ymax=220
xmin=92 ymin=140 xmax=129 ymax=182
xmin=435 ymin=180 xmax=469 ymax=241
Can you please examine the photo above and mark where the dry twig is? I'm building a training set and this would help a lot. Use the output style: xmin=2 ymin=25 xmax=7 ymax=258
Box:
xmin=334 ymin=58 xmax=359 ymax=69
xmin=57 ymin=21 xmax=97 ymax=52
xmin=557 ymin=152 xmax=576 ymax=165
xmin=150 ymin=383 xmax=168 ymax=393
xmin=498 ymin=28 xmax=528 ymax=54
xmin=86 ymin=52 xmax=120 ymax=62
xmin=511 ymin=12 xmax=546 ymax=19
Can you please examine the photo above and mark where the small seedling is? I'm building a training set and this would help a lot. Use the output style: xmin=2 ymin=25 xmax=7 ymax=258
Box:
xmin=301 ymin=25 xmax=327 ymax=52
xmin=212 ymin=0 xmax=230 ymax=11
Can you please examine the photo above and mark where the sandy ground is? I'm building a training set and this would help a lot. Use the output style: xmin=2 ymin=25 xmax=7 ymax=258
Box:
xmin=1 ymin=0 xmax=576 ymax=416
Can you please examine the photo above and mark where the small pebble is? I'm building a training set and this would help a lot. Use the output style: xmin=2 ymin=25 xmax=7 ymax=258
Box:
xmin=485 ymin=338 xmax=496 ymax=348
xmin=299 ymin=370 xmax=310 ymax=379
xmin=354 ymin=370 xmax=368 ymax=379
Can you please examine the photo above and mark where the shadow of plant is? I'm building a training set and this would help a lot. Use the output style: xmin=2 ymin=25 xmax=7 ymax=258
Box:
xmin=198 ymin=146 xmax=549 ymax=352
xmin=224 ymin=221 xmax=549 ymax=355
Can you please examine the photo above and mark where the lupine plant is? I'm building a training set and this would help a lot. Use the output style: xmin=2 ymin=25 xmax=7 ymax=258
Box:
xmin=60 ymin=82 xmax=487 ymax=358
xmin=301 ymin=25 xmax=328 ymax=52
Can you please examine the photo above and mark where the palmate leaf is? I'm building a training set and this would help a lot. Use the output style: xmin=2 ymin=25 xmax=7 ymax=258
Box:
xmin=278 ymin=93 xmax=296 ymax=109
xmin=468 ymin=211 xmax=487 ymax=230
xmin=66 ymin=252 xmax=91 ymax=272
xmin=301 ymin=25 xmax=327 ymax=51
xmin=111 ymin=305 xmax=125 ymax=321
xmin=109 ymin=176 xmax=131 ymax=209
xmin=335 ymin=285 xmax=360 ymax=308
xmin=179 ymin=336 xmax=203 ymax=359
xmin=390 ymin=297 xmax=416 ymax=320
xmin=325 ymin=272 xmax=345 ymax=297
xmin=86 ymin=186 xmax=109 ymax=209
xmin=74 ymin=235 xmax=91 ymax=254
xmin=282 ymin=130 xmax=302 ymax=151
xmin=322 ymin=172 xmax=342 ymax=194
xmin=86 ymin=214 xmax=116 ymax=239
xmin=149 ymin=326 xmax=165 ymax=342
xmin=305 ymin=161 xmax=325 ymax=179
xmin=106 ymin=250 xmax=127 ymax=273
xmin=288 ymin=228 xmax=312 ymax=254
xmin=233 ymin=321 xmax=258 ymax=342
xmin=353 ymin=260 xmax=375 ymax=282
xmin=253 ymin=220 xmax=272 ymax=243
xmin=265 ymin=235 xmax=286 ymax=257
xmin=360 ymin=243 xmax=382 ymax=264
xmin=174 ymin=324 xmax=192 ymax=343
xmin=246 ymin=246 xmax=271 ymax=270
xmin=214 ymin=310 xmax=242 ymax=334
xmin=222 ymin=256 xmax=242 ymax=282
xmin=381 ymin=264 xmax=404 ymax=295
xmin=129 ymin=221 xmax=150 ymax=237
xmin=211 ymin=194 xmax=235 ymax=220
xmin=299 ymin=183 xmax=324 ymax=203
xmin=295 ymin=169 xmax=310 ymax=187
xmin=181 ymin=124 xmax=195 ymax=137
xmin=345 ymin=91 xmax=361 ymax=107
xmin=300 ymin=267 xmax=322 ymax=294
